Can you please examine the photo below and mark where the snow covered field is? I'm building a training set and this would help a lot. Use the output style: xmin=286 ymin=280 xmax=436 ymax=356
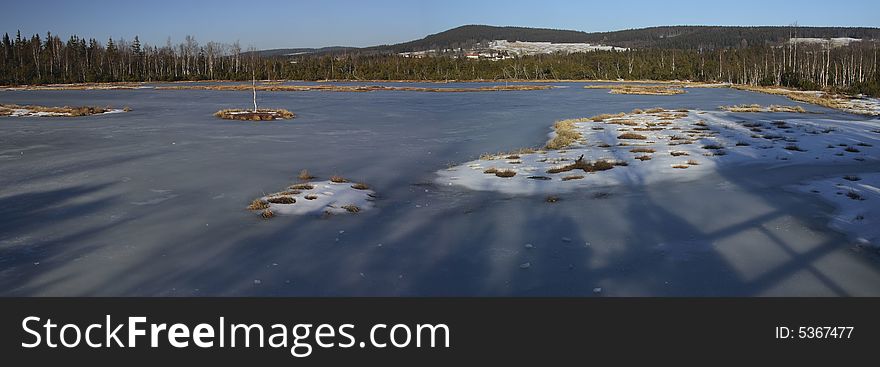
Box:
xmin=791 ymin=173 xmax=880 ymax=246
xmin=439 ymin=107 xmax=879 ymax=194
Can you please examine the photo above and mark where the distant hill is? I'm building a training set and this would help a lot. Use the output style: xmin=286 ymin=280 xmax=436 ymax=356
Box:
xmin=251 ymin=46 xmax=357 ymax=57
xmin=260 ymin=25 xmax=880 ymax=55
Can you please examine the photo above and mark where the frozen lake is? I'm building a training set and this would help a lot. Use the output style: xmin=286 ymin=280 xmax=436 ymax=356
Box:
xmin=2 ymin=83 xmax=880 ymax=296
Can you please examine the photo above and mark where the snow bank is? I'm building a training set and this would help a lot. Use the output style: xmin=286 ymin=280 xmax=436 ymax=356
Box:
xmin=791 ymin=173 xmax=880 ymax=246
xmin=254 ymin=180 xmax=376 ymax=217
xmin=438 ymin=108 xmax=880 ymax=194
xmin=7 ymin=108 xmax=126 ymax=117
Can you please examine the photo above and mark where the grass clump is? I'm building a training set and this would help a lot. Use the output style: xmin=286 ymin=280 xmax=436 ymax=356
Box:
xmin=495 ymin=169 xmax=517 ymax=178
xmin=618 ymin=132 xmax=647 ymax=140
xmin=330 ymin=175 xmax=348 ymax=183
xmin=289 ymin=183 xmax=315 ymax=190
xmin=784 ymin=144 xmax=805 ymax=152
xmin=670 ymin=151 xmax=689 ymax=156
xmin=342 ymin=204 xmax=361 ymax=213
xmin=702 ymin=144 xmax=724 ymax=150
xmin=672 ymin=164 xmax=690 ymax=169
xmin=546 ymin=118 xmax=586 ymax=149
xmin=846 ymin=191 xmax=864 ymax=201
xmin=483 ymin=167 xmax=498 ymax=174
xmin=843 ymin=175 xmax=861 ymax=181
xmin=629 ymin=147 xmax=656 ymax=153
xmin=351 ymin=183 xmax=370 ymax=190
xmin=589 ymin=112 xmax=626 ymax=122
xmin=261 ymin=209 xmax=275 ymax=219
xmin=634 ymin=155 xmax=652 ymax=161
xmin=562 ymin=175 xmax=585 ymax=181
xmin=304 ymin=194 xmax=318 ymax=200
xmin=247 ymin=199 xmax=269 ymax=211
xmin=844 ymin=146 xmax=861 ymax=153
xmin=547 ymin=155 xmax=620 ymax=174
xmin=298 ymin=169 xmax=316 ymax=180
xmin=267 ymin=196 xmax=296 ymax=204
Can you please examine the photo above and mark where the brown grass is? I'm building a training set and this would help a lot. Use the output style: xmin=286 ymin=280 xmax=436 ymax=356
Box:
xmin=672 ymin=164 xmax=689 ymax=169
xmin=214 ymin=108 xmax=295 ymax=121
xmin=304 ymin=194 xmax=318 ymax=200
xmin=687 ymin=159 xmax=699 ymax=165
xmin=289 ymin=183 xmax=315 ymax=190
xmin=330 ymin=175 xmax=348 ymax=183
xmin=495 ymin=169 xmax=517 ymax=178
xmin=732 ymin=85 xmax=853 ymax=111
xmin=634 ymin=155 xmax=652 ymax=161
xmin=546 ymin=118 xmax=587 ymax=149
xmin=670 ymin=151 xmax=689 ymax=156
xmin=298 ymin=169 xmax=315 ymax=180
xmin=351 ymin=183 xmax=370 ymax=190
xmin=562 ymin=175 xmax=585 ymax=181
xmin=719 ymin=104 xmax=807 ymax=113
xmin=547 ymin=158 xmax=620 ymax=174
xmin=629 ymin=147 xmax=656 ymax=153
xmin=483 ymin=168 xmax=499 ymax=174
xmin=341 ymin=204 xmax=361 ymax=213
xmin=247 ymin=199 xmax=269 ymax=211
xmin=261 ymin=209 xmax=275 ymax=219
xmin=589 ymin=112 xmax=626 ymax=122
xmin=618 ymin=132 xmax=647 ymax=140
xmin=267 ymin=196 xmax=295 ymax=204
xmin=604 ymin=85 xmax=686 ymax=95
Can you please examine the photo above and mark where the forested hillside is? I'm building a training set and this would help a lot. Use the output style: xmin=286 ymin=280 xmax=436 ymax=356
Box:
xmin=1 ymin=27 xmax=879 ymax=96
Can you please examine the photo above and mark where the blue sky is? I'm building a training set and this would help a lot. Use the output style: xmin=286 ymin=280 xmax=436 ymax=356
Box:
xmin=2 ymin=0 xmax=878 ymax=49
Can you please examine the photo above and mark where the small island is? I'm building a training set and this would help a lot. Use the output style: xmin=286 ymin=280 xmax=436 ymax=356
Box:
xmin=0 ymin=103 xmax=129 ymax=117
xmin=214 ymin=108 xmax=294 ymax=121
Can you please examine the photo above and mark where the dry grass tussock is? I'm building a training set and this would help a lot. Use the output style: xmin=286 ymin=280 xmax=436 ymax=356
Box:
xmin=298 ymin=169 xmax=315 ymax=180
xmin=618 ymin=132 xmax=648 ymax=140
xmin=351 ymin=183 xmax=370 ymax=190
xmin=732 ymin=85 xmax=850 ymax=111
xmin=546 ymin=118 xmax=586 ymax=149
xmin=606 ymin=85 xmax=685 ymax=95
xmin=494 ymin=169 xmax=517 ymax=177
xmin=629 ymin=147 xmax=656 ymax=153
xmin=547 ymin=156 xmax=626 ymax=174
xmin=247 ymin=199 xmax=269 ymax=211
xmin=0 ymin=103 xmax=114 ymax=116
xmin=719 ymin=104 xmax=806 ymax=113
xmin=214 ymin=108 xmax=295 ymax=121
xmin=330 ymin=175 xmax=348 ymax=183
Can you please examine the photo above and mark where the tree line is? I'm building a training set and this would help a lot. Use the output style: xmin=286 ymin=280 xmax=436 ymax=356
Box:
xmin=1 ymin=31 xmax=878 ymax=97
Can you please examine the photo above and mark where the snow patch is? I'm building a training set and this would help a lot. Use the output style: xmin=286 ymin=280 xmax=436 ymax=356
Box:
xmin=438 ymin=108 xmax=880 ymax=194
xmin=257 ymin=181 xmax=376 ymax=217
xmin=791 ymin=173 xmax=880 ymax=246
